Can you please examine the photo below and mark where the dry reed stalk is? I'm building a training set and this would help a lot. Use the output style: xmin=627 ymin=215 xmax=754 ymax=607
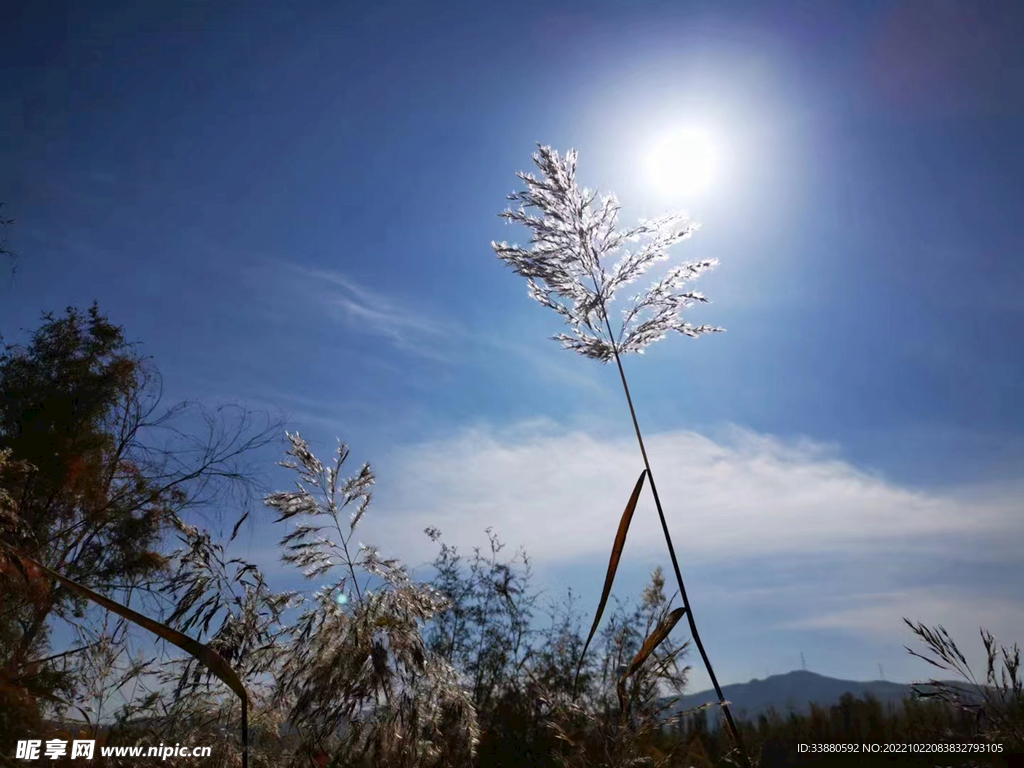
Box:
xmin=492 ymin=144 xmax=750 ymax=767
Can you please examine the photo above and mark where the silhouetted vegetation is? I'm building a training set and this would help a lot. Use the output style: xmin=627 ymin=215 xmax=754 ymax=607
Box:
xmin=1 ymin=301 xmax=1021 ymax=768
xmin=0 ymin=304 xmax=281 ymax=758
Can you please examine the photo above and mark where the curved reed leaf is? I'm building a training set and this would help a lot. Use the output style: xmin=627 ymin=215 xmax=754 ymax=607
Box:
xmin=616 ymin=605 xmax=687 ymax=711
xmin=623 ymin=606 xmax=687 ymax=680
xmin=574 ymin=469 xmax=647 ymax=693
xmin=230 ymin=510 xmax=249 ymax=543
xmin=1 ymin=542 xmax=249 ymax=767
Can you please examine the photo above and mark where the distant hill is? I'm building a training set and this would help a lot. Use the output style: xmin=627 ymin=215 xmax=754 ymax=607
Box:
xmin=664 ymin=670 xmax=980 ymax=729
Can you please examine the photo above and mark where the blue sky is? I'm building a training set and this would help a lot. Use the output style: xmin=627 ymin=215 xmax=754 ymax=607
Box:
xmin=3 ymin=0 xmax=1024 ymax=693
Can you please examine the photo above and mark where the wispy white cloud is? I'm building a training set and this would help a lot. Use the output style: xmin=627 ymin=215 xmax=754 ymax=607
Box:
xmin=250 ymin=257 xmax=614 ymax=395
xmin=283 ymin=263 xmax=457 ymax=362
xmin=357 ymin=420 xmax=1024 ymax=570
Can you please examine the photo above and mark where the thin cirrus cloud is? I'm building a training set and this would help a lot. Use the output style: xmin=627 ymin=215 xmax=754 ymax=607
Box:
xmin=358 ymin=418 xmax=1024 ymax=570
xmin=254 ymin=258 xmax=613 ymax=393
xmin=285 ymin=263 xmax=457 ymax=362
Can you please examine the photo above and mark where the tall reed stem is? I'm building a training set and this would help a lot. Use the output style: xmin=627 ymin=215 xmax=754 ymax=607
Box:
xmin=599 ymin=307 xmax=751 ymax=768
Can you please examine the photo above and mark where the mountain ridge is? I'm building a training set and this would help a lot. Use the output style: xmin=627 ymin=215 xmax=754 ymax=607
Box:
xmin=666 ymin=670 xmax=975 ymax=728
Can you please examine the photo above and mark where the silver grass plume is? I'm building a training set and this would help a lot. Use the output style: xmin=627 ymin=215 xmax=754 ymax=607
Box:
xmin=491 ymin=144 xmax=751 ymax=768
xmin=491 ymin=144 xmax=723 ymax=361
xmin=265 ymin=433 xmax=479 ymax=766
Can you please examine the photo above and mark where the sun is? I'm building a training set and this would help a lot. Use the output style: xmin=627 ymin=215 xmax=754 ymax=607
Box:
xmin=644 ymin=127 xmax=718 ymax=199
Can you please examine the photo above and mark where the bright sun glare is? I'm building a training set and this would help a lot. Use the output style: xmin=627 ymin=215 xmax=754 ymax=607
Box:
xmin=645 ymin=127 xmax=718 ymax=199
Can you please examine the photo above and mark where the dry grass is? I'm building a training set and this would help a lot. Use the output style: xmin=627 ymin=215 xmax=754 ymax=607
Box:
xmin=904 ymin=619 xmax=1023 ymax=751
xmin=4 ymin=432 xmax=1023 ymax=767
